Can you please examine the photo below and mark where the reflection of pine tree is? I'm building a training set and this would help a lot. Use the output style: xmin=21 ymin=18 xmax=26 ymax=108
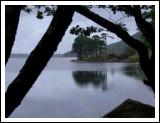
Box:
xmin=122 ymin=65 xmax=146 ymax=80
xmin=72 ymin=71 xmax=107 ymax=90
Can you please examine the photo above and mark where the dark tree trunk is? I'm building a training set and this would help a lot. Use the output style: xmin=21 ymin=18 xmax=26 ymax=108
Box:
xmin=128 ymin=5 xmax=154 ymax=47
xmin=74 ymin=6 xmax=155 ymax=91
xmin=125 ymin=6 xmax=155 ymax=91
xmin=5 ymin=5 xmax=22 ymax=65
xmin=77 ymin=53 xmax=80 ymax=60
xmin=5 ymin=6 xmax=74 ymax=117
xmin=137 ymin=47 xmax=155 ymax=91
xmin=80 ymin=52 xmax=83 ymax=60
xmin=128 ymin=6 xmax=155 ymax=90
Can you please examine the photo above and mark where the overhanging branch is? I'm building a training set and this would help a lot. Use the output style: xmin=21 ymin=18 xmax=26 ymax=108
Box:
xmin=126 ymin=5 xmax=154 ymax=47
xmin=74 ymin=6 xmax=146 ymax=51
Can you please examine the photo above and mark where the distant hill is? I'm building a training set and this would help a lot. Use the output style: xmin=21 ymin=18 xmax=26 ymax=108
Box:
xmin=63 ymin=51 xmax=77 ymax=57
xmin=107 ymin=32 xmax=142 ymax=56
xmin=11 ymin=53 xmax=64 ymax=58
xmin=10 ymin=53 xmax=29 ymax=58
xmin=10 ymin=52 xmax=76 ymax=58
xmin=53 ymin=54 xmax=63 ymax=57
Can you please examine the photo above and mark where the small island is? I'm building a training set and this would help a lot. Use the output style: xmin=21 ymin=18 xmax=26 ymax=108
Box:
xmin=68 ymin=33 xmax=143 ymax=63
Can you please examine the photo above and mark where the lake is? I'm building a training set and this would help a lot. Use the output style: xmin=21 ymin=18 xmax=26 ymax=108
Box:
xmin=5 ymin=57 xmax=155 ymax=118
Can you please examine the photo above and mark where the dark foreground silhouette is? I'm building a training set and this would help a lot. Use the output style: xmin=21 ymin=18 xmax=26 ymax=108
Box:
xmin=103 ymin=99 xmax=155 ymax=118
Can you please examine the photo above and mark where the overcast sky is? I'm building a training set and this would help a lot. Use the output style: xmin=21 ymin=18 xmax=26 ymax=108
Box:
xmin=12 ymin=6 xmax=138 ymax=54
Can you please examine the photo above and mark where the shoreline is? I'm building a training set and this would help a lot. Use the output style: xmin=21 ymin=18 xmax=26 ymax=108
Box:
xmin=71 ymin=60 xmax=139 ymax=64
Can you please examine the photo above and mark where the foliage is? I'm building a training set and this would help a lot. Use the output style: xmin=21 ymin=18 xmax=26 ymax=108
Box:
xmin=107 ymin=53 xmax=116 ymax=59
xmin=70 ymin=25 xmax=105 ymax=37
xmin=72 ymin=35 xmax=107 ymax=60
xmin=140 ymin=6 xmax=155 ymax=49
xmin=22 ymin=5 xmax=56 ymax=19
xmin=125 ymin=54 xmax=139 ymax=62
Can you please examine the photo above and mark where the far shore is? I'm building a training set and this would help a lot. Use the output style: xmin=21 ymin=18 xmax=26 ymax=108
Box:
xmin=71 ymin=59 xmax=139 ymax=63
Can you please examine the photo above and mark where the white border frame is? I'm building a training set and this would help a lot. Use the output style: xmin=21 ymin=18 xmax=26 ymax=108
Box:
xmin=1 ymin=1 xmax=159 ymax=122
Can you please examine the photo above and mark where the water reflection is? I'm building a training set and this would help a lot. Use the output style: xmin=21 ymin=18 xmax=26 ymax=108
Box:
xmin=6 ymin=58 xmax=155 ymax=118
xmin=107 ymin=63 xmax=145 ymax=81
xmin=72 ymin=71 xmax=107 ymax=91
xmin=121 ymin=65 xmax=146 ymax=81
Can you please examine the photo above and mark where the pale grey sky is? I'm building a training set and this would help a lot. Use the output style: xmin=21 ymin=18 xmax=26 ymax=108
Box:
xmin=12 ymin=6 xmax=138 ymax=54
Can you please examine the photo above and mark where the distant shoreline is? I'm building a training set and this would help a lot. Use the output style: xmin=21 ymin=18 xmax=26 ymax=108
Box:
xmin=71 ymin=59 xmax=139 ymax=63
xmin=9 ymin=55 xmax=139 ymax=63
xmin=10 ymin=54 xmax=76 ymax=58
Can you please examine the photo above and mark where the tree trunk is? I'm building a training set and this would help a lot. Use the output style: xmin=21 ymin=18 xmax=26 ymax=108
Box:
xmin=128 ymin=6 xmax=155 ymax=90
xmin=5 ymin=5 xmax=22 ymax=65
xmin=137 ymin=47 xmax=155 ymax=91
xmin=5 ymin=6 xmax=74 ymax=117
xmin=74 ymin=6 xmax=155 ymax=91
xmin=128 ymin=5 xmax=154 ymax=47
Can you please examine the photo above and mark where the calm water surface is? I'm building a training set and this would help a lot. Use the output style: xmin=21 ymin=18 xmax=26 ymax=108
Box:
xmin=5 ymin=57 xmax=155 ymax=118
